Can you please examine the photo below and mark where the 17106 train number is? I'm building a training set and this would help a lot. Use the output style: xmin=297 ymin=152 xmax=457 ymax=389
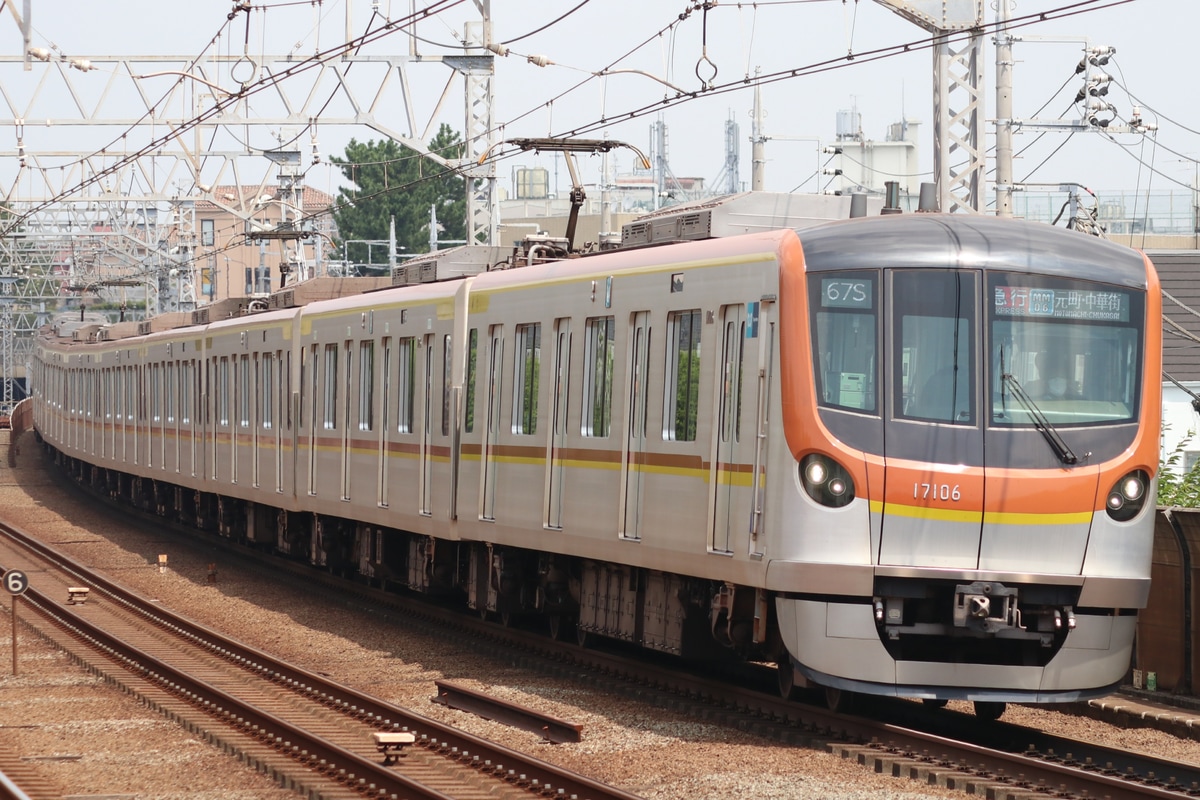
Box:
xmin=914 ymin=482 xmax=961 ymax=501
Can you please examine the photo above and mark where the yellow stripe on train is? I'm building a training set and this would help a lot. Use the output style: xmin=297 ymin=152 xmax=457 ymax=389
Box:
xmin=870 ymin=499 xmax=1092 ymax=526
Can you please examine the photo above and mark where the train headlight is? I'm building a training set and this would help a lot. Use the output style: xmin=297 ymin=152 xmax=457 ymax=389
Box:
xmin=799 ymin=454 xmax=855 ymax=508
xmin=1106 ymin=469 xmax=1150 ymax=522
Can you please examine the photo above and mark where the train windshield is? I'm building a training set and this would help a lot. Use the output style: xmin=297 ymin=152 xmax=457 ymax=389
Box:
xmin=810 ymin=271 xmax=878 ymax=413
xmin=989 ymin=273 xmax=1142 ymax=427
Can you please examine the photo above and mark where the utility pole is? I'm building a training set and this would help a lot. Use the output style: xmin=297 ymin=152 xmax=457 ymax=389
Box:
xmin=994 ymin=0 xmax=1014 ymax=217
xmin=751 ymin=70 xmax=766 ymax=191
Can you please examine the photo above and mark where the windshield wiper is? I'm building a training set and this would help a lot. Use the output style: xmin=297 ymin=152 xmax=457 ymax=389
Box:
xmin=1001 ymin=373 xmax=1079 ymax=465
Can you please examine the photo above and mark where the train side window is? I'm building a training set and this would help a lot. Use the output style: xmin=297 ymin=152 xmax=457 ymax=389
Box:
xmin=582 ymin=316 xmax=615 ymax=437
xmin=513 ymin=323 xmax=541 ymax=435
xmin=719 ymin=309 xmax=746 ymax=443
xmin=343 ymin=341 xmax=353 ymax=435
xmin=151 ymin=363 xmax=161 ymax=422
xmin=397 ymin=337 xmax=415 ymax=434
xmin=181 ymin=362 xmax=192 ymax=425
xmin=323 ymin=343 xmax=338 ymax=429
xmin=465 ymin=328 xmax=478 ymax=433
xmin=380 ymin=338 xmax=392 ymax=432
xmin=664 ymin=309 xmax=702 ymax=442
xmin=240 ymin=354 xmax=251 ymax=428
xmin=298 ymin=347 xmax=307 ymax=428
xmin=262 ymin=353 xmax=274 ymax=430
xmin=284 ymin=350 xmax=292 ymax=429
xmin=218 ymin=358 xmax=230 ymax=426
xmin=359 ymin=340 xmax=374 ymax=432
xmin=166 ymin=362 xmax=176 ymax=424
xmin=442 ymin=334 xmax=452 ymax=436
xmin=131 ymin=365 xmax=141 ymax=424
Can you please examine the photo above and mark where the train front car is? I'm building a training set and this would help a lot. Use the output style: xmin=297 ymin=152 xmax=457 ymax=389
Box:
xmin=774 ymin=215 xmax=1160 ymax=712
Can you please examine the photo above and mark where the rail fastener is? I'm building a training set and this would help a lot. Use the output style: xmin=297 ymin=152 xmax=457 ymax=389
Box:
xmin=432 ymin=679 xmax=583 ymax=744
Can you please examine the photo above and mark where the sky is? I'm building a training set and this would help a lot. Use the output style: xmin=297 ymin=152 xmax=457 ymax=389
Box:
xmin=2 ymin=0 xmax=1198 ymax=210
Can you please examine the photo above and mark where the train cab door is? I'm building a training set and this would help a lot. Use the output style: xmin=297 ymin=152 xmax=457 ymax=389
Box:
xmin=545 ymin=318 xmax=571 ymax=530
xmin=879 ymin=269 xmax=985 ymax=569
xmin=620 ymin=311 xmax=651 ymax=541
xmin=710 ymin=303 xmax=750 ymax=554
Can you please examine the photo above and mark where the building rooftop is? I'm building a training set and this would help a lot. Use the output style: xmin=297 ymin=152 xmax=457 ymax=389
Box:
xmin=1156 ymin=250 xmax=1200 ymax=384
xmin=195 ymin=185 xmax=334 ymax=211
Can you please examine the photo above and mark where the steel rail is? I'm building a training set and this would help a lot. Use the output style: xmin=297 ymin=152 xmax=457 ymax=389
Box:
xmin=0 ymin=517 xmax=644 ymax=800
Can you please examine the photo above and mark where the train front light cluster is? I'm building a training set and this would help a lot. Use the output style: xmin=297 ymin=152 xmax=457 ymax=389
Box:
xmin=799 ymin=454 xmax=855 ymax=508
xmin=1106 ymin=469 xmax=1149 ymax=522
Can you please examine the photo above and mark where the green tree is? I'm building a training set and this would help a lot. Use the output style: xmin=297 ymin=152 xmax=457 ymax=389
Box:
xmin=331 ymin=126 xmax=467 ymax=262
xmin=1159 ymin=430 xmax=1200 ymax=507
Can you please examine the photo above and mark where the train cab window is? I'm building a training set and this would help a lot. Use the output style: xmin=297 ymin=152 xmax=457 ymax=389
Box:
xmin=665 ymin=309 xmax=702 ymax=441
xmin=397 ymin=337 xmax=416 ymax=434
xmin=809 ymin=271 xmax=879 ymax=414
xmin=582 ymin=316 xmax=616 ymax=437
xmin=989 ymin=274 xmax=1142 ymax=426
xmin=513 ymin=323 xmax=540 ymax=435
xmin=893 ymin=270 xmax=975 ymax=424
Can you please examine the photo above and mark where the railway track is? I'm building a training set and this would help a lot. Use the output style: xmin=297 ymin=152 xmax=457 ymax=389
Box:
xmin=27 ymin=454 xmax=1200 ymax=800
xmin=0 ymin=517 xmax=643 ymax=800
xmin=130 ymin=530 xmax=1200 ymax=800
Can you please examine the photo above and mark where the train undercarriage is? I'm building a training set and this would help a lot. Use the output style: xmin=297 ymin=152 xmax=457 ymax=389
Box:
xmin=50 ymin=448 xmax=788 ymax=673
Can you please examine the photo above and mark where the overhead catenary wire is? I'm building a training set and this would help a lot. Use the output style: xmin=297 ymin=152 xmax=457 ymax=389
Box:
xmin=175 ymin=0 xmax=1151 ymax=275
xmin=12 ymin=0 xmax=1147 ymax=282
xmin=0 ymin=0 xmax=468 ymax=239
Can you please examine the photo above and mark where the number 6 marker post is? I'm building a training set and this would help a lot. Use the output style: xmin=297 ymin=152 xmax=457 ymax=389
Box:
xmin=3 ymin=570 xmax=28 ymax=675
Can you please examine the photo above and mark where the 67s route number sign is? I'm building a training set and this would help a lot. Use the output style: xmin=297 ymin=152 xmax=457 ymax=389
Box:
xmin=3 ymin=570 xmax=27 ymax=596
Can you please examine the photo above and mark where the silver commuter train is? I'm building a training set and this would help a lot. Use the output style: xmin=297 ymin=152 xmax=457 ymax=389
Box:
xmin=32 ymin=211 xmax=1162 ymax=719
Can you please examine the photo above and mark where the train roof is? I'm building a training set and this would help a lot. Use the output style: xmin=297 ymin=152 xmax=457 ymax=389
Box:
xmin=795 ymin=213 xmax=1151 ymax=287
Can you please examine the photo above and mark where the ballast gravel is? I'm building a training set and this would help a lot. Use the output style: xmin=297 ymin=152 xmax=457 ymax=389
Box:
xmin=0 ymin=429 xmax=1195 ymax=800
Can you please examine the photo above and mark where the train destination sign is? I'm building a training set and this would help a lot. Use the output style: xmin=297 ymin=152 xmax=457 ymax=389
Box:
xmin=994 ymin=286 xmax=1129 ymax=322
xmin=821 ymin=278 xmax=873 ymax=309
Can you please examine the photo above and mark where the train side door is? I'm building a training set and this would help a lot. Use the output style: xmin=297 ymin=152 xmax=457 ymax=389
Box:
xmin=880 ymin=269 xmax=984 ymax=569
xmin=545 ymin=318 xmax=571 ymax=529
xmin=480 ymin=325 xmax=504 ymax=521
xmin=710 ymin=303 xmax=750 ymax=554
xmin=620 ymin=311 xmax=651 ymax=540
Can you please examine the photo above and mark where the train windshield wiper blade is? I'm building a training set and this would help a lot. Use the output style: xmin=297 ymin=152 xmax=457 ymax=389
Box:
xmin=1001 ymin=374 xmax=1078 ymax=465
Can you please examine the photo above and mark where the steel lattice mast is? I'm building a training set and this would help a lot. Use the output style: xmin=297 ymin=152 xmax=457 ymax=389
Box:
xmin=875 ymin=0 xmax=986 ymax=213
xmin=0 ymin=1 xmax=497 ymax=417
